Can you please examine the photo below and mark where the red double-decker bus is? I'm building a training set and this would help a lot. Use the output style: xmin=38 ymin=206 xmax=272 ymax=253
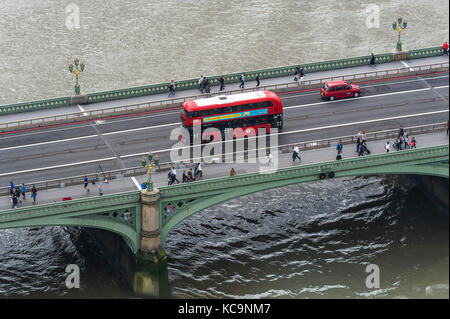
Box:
xmin=180 ymin=91 xmax=283 ymax=143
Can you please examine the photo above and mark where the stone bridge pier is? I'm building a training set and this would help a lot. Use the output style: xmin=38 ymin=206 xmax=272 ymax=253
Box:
xmin=132 ymin=188 xmax=169 ymax=298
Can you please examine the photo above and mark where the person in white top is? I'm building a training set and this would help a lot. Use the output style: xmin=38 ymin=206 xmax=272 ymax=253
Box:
xmin=292 ymin=145 xmax=302 ymax=162
xmin=198 ymin=75 xmax=204 ymax=90
xmin=384 ymin=141 xmax=390 ymax=153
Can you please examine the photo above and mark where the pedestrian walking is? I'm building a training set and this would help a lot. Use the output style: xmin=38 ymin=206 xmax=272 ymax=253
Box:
xmin=443 ymin=41 xmax=449 ymax=56
xmin=84 ymin=176 xmax=90 ymax=192
xmin=384 ymin=141 xmax=390 ymax=153
xmin=21 ymin=184 xmax=26 ymax=200
xmin=256 ymin=73 xmax=261 ymax=87
xmin=205 ymin=78 xmax=211 ymax=94
xmin=31 ymin=185 xmax=37 ymax=204
xmin=397 ymin=125 xmax=404 ymax=139
xmin=194 ymin=162 xmax=203 ymax=177
xmin=294 ymin=65 xmax=301 ymax=81
xmin=12 ymin=195 xmax=18 ymax=209
xmin=239 ymin=73 xmax=245 ymax=88
xmin=219 ymin=76 xmax=225 ymax=91
xmin=299 ymin=68 xmax=305 ymax=83
xmin=198 ymin=75 xmax=204 ymax=91
xmin=98 ymin=183 xmax=103 ymax=196
xmin=9 ymin=181 xmax=15 ymax=197
xmin=15 ymin=187 xmax=21 ymax=203
xmin=182 ymin=170 xmax=188 ymax=183
xmin=168 ymin=80 xmax=176 ymax=97
xmin=188 ymin=168 xmax=195 ymax=182
xmin=292 ymin=145 xmax=302 ymax=162
xmin=230 ymin=168 xmax=237 ymax=176
xmin=170 ymin=166 xmax=180 ymax=184
xmin=370 ymin=53 xmax=376 ymax=66
xmin=356 ymin=137 xmax=362 ymax=153
xmin=358 ymin=143 xmax=364 ymax=157
xmin=200 ymin=77 xmax=208 ymax=94
xmin=336 ymin=140 xmax=343 ymax=155
xmin=403 ymin=134 xmax=410 ymax=149
xmin=410 ymin=137 xmax=417 ymax=149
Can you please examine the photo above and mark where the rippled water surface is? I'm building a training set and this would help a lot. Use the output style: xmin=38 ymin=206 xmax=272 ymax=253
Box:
xmin=0 ymin=0 xmax=448 ymax=104
xmin=0 ymin=176 xmax=448 ymax=298
xmin=0 ymin=0 xmax=448 ymax=299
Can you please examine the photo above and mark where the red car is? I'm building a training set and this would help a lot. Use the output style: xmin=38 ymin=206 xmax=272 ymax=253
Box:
xmin=320 ymin=81 xmax=360 ymax=101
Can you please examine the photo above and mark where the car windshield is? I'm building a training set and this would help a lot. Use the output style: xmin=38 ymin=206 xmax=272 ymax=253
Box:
xmin=323 ymin=84 xmax=329 ymax=91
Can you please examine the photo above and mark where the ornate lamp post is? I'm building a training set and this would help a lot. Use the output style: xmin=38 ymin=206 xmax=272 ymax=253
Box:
xmin=392 ymin=17 xmax=407 ymax=52
xmin=69 ymin=58 xmax=85 ymax=95
xmin=141 ymin=151 xmax=159 ymax=192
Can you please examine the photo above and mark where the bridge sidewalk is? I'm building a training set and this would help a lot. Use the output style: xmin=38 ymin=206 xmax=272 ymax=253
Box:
xmin=1 ymin=55 xmax=448 ymax=124
xmin=1 ymin=131 xmax=448 ymax=211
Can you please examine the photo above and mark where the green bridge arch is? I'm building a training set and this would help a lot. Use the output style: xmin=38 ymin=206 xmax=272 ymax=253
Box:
xmin=0 ymin=145 xmax=448 ymax=254
xmin=158 ymin=145 xmax=449 ymax=247
xmin=0 ymin=191 xmax=142 ymax=253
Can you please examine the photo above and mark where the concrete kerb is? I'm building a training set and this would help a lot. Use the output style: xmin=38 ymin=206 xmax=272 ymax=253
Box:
xmin=2 ymin=122 xmax=446 ymax=196
xmin=1 ymin=64 xmax=448 ymax=133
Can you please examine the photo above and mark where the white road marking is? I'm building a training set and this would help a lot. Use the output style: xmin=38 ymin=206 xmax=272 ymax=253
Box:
xmin=0 ymin=135 xmax=98 ymax=152
xmin=2 ymin=109 xmax=447 ymax=176
xmin=131 ymin=177 xmax=142 ymax=190
xmin=400 ymin=60 xmax=411 ymax=70
xmin=0 ymin=157 xmax=116 ymax=177
xmin=281 ymin=75 xmax=449 ymax=99
xmin=77 ymin=104 xmax=88 ymax=116
xmin=102 ymin=122 xmax=179 ymax=136
xmin=434 ymin=85 xmax=449 ymax=89
xmin=285 ymin=87 xmax=431 ymax=110
xmin=120 ymin=109 xmax=449 ymax=158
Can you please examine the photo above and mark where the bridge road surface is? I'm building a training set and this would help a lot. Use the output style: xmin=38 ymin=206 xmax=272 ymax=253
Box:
xmin=1 ymin=55 xmax=448 ymax=124
xmin=0 ymin=131 xmax=448 ymax=211
xmin=0 ymin=70 xmax=448 ymax=187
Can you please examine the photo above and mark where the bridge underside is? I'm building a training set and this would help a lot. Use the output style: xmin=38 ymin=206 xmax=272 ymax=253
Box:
xmin=0 ymin=191 xmax=142 ymax=253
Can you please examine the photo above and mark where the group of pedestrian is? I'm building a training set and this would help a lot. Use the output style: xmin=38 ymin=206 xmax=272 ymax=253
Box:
xmin=293 ymin=66 xmax=305 ymax=82
xmin=199 ymin=75 xmax=212 ymax=94
xmin=356 ymin=131 xmax=371 ymax=157
xmin=9 ymin=181 xmax=37 ymax=208
xmin=385 ymin=125 xmax=417 ymax=152
xmin=168 ymin=163 xmax=203 ymax=185
xmin=83 ymin=176 xmax=103 ymax=196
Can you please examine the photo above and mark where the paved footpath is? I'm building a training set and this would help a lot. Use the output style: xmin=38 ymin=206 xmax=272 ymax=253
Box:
xmin=1 ymin=55 xmax=448 ymax=123
xmin=1 ymin=131 xmax=448 ymax=211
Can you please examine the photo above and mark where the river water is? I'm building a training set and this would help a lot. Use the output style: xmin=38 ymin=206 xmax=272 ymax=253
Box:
xmin=0 ymin=0 xmax=449 ymax=299
xmin=0 ymin=175 xmax=448 ymax=298
xmin=0 ymin=0 xmax=448 ymax=104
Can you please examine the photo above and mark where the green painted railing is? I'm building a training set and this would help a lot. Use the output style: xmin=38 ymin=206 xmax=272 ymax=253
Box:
xmin=408 ymin=47 xmax=444 ymax=59
xmin=0 ymin=46 xmax=445 ymax=115
xmin=0 ymin=97 xmax=71 ymax=115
